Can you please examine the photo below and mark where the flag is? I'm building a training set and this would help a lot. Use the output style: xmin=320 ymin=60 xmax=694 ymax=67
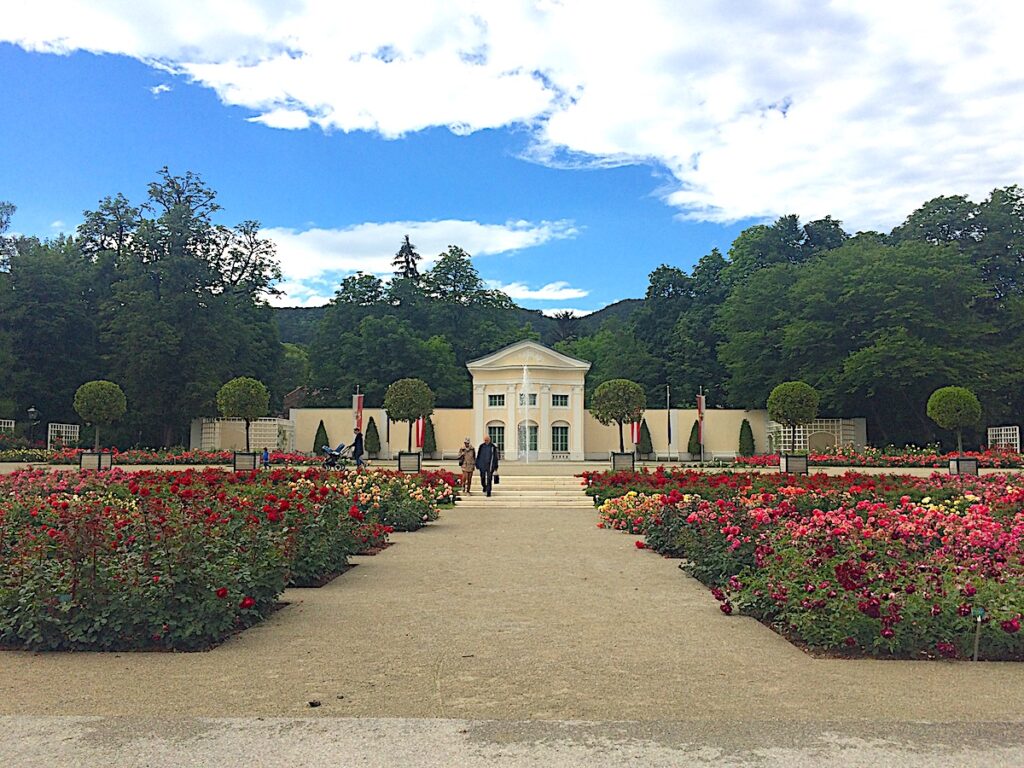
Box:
xmin=352 ymin=393 xmax=364 ymax=431
xmin=415 ymin=416 xmax=425 ymax=448
xmin=630 ymin=420 xmax=641 ymax=444
xmin=696 ymin=393 xmax=706 ymax=445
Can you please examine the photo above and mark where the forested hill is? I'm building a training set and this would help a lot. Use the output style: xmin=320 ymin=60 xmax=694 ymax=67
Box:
xmin=275 ymin=298 xmax=641 ymax=347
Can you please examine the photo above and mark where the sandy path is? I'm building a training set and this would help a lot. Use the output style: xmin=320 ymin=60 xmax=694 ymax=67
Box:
xmin=1 ymin=502 xmax=1023 ymax=723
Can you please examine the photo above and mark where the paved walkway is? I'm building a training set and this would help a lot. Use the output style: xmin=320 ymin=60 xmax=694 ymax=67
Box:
xmin=2 ymin=492 xmax=1023 ymax=764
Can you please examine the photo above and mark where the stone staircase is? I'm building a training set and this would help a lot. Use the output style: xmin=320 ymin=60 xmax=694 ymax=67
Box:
xmin=455 ymin=474 xmax=594 ymax=509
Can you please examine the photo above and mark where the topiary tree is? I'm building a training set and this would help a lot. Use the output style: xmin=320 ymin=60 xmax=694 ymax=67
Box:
xmin=216 ymin=376 xmax=270 ymax=452
xmin=767 ymin=381 xmax=819 ymax=453
xmin=383 ymin=378 xmax=435 ymax=451
xmin=638 ymin=418 xmax=653 ymax=458
xmin=423 ymin=415 xmax=437 ymax=457
xmin=73 ymin=380 xmax=127 ymax=450
xmin=927 ymin=386 xmax=982 ymax=454
xmin=738 ymin=418 xmax=755 ymax=457
xmin=313 ymin=419 xmax=330 ymax=454
xmin=364 ymin=416 xmax=380 ymax=457
xmin=590 ymin=379 xmax=646 ymax=452
xmin=687 ymin=419 xmax=700 ymax=456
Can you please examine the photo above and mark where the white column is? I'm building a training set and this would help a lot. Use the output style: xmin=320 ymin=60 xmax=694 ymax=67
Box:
xmin=506 ymin=383 xmax=517 ymax=459
xmin=473 ymin=384 xmax=485 ymax=444
xmin=571 ymin=384 xmax=585 ymax=461
xmin=539 ymin=383 xmax=552 ymax=460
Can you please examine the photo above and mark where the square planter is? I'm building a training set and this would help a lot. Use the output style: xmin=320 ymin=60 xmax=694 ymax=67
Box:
xmin=398 ymin=451 xmax=422 ymax=473
xmin=233 ymin=451 xmax=259 ymax=472
xmin=79 ymin=452 xmax=113 ymax=471
xmin=949 ymin=456 xmax=979 ymax=476
xmin=779 ymin=454 xmax=809 ymax=475
xmin=610 ymin=452 xmax=635 ymax=471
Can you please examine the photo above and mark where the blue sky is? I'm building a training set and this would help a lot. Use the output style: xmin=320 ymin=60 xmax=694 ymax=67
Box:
xmin=2 ymin=3 xmax=1022 ymax=311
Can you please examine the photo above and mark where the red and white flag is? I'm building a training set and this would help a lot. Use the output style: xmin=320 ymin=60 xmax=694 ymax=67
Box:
xmin=696 ymin=394 xmax=706 ymax=445
xmin=415 ymin=417 xmax=425 ymax=448
xmin=352 ymin=393 xmax=364 ymax=431
xmin=630 ymin=421 xmax=642 ymax=444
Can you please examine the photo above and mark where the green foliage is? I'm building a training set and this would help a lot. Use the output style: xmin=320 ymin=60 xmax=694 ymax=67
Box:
xmin=739 ymin=418 xmax=755 ymax=456
xmin=383 ymin=378 xmax=435 ymax=451
xmin=590 ymin=378 xmax=646 ymax=452
xmin=688 ymin=420 xmax=701 ymax=455
xmin=638 ymin=418 xmax=653 ymax=456
xmin=216 ymin=377 xmax=270 ymax=452
xmin=392 ymin=235 xmax=421 ymax=279
xmin=364 ymin=417 xmax=380 ymax=455
xmin=423 ymin=415 xmax=437 ymax=455
xmin=927 ymin=386 xmax=982 ymax=453
xmin=767 ymin=381 xmax=819 ymax=453
xmin=73 ymin=380 xmax=127 ymax=450
xmin=313 ymin=420 xmax=329 ymax=454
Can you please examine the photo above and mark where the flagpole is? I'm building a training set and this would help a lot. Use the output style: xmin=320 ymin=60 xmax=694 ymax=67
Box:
xmin=666 ymin=384 xmax=671 ymax=460
xmin=699 ymin=385 xmax=705 ymax=464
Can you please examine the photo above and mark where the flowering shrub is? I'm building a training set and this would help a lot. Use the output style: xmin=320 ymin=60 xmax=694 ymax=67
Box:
xmin=591 ymin=469 xmax=1024 ymax=660
xmin=0 ymin=467 xmax=456 ymax=650
xmin=734 ymin=446 xmax=1024 ymax=469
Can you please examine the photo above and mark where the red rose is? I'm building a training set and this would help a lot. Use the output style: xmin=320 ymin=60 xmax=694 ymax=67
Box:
xmin=216 ymin=587 xmax=228 ymax=599
xmin=240 ymin=596 xmax=256 ymax=609
xmin=720 ymin=602 xmax=733 ymax=615
xmin=1001 ymin=617 xmax=1021 ymax=634
xmin=634 ymin=540 xmax=645 ymax=549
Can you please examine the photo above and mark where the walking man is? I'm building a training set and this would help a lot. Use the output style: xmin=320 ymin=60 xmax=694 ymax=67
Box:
xmin=352 ymin=427 xmax=365 ymax=469
xmin=476 ymin=434 xmax=500 ymax=497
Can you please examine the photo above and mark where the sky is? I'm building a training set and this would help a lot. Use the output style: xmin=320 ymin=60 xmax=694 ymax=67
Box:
xmin=2 ymin=1 xmax=1023 ymax=313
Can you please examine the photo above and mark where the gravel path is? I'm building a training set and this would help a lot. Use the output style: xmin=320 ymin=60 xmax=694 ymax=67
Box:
xmin=2 ymin=497 xmax=1022 ymax=764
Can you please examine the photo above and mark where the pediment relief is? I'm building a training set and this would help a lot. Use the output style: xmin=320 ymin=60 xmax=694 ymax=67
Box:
xmin=466 ymin=340 xmax=591 ymax=372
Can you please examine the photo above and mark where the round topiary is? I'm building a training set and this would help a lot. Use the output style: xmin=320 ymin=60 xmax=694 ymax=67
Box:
xmin=926 ymin=386 xmax=982 ymax=454
xmin=74 ymin=380 xmax=127 ymax=450
xmin=766 ymin=381 xmax=819 ymax=453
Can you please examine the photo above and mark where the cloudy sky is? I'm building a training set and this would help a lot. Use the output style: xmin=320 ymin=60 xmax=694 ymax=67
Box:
xmin=2 ymin=1 xmax=1022 ymax=311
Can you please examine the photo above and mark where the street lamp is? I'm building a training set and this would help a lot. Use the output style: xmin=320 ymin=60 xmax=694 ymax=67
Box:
xmin=27 ymin=406 xmax=39 ymax=445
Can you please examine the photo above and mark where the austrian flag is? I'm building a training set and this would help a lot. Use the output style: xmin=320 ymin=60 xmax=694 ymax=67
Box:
xmin=415 ymin=417 xmax=426 ymax=448
xmin=631 ymin=421 xmax=642 ymax=444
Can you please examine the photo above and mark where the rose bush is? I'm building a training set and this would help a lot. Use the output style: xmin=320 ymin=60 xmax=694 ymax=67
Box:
xmin=588 ymin=469 xmax=1024 ymax=660
xmin=0 ymin=467 xmax=456 ymax=650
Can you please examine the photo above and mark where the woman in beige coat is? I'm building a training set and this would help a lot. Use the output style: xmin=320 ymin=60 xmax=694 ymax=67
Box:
xmin=458 ymin=438 xmax=476 ymax=494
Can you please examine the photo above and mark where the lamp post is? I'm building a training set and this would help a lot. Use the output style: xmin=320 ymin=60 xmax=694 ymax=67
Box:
xmin=27 ymin=406 xmax=39 ymax=446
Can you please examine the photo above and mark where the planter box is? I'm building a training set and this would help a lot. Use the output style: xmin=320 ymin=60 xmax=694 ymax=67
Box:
xmin=233 ymin=451 xmax=259 ymax=472
xmin=779 ymin=454 xmax=809 ymax=475
xmin=397 ymin=451 xmax=422 ymax=473
xmin=79 ymin=452 xmax=113 ymax=471
xmin=610 ymin=452 xmax=635 ymax=471
xmin=949 ymin=456 xmax=979 ymax=476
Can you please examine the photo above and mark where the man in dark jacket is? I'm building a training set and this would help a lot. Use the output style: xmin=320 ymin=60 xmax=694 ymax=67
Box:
xmin=352 ymin=427 xmax=365 ymax=468
xmin=475 ymin=435 xmax=500 ymax=497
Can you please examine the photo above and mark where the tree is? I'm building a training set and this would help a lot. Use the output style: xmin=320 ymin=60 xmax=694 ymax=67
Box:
xmin=767 ymin=381 xmax=819 ymax=453
xmin=738 ymin=418 xmax=755 ymax=456
xmin=73 ymin=380 xmax=127 ymax=450
xmin=638 ymin=418 xmax=653 ymax=457
xmin=926 ymin=386 xmax=982 ymax=454
xmin=687 ymin=420 xmax=701 ymax=456
xmin=392 ymin=235 xmax=421 ymax=279
xmin=313 ymin=419 xmax=330 ymax=454
xmin=0 ymin=200 xmax=16 ymax=270
xmin=423 ymin=415 xmax=437 ymax=457
xmin=590 ymin=378 xmax=646 ymax=452
xmin=552 ymin=310 xmax=581 ymax=344
xmin=383 ymin=378 xmax=435 ymax=451
xmin=216 ymin=377 xmax=270 ymax=452
xmin=364 ymin=416 xmax=380 ymax=456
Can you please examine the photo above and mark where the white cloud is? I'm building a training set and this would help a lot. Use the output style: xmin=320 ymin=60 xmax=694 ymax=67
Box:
xmin=48 ymin=220 xmax=65 ymax=230
xmin=6 ymin=2 xmax=1024 ymax=228
xmin=262 ymin=218 xmax=577 ymax=306
xmin=489 ymin=281 xmax=589 ymax=301
xmin=149 ymin=83 xmax=171 ymax=95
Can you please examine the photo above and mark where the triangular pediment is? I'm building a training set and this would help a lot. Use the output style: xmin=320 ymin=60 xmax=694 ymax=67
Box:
xmin=467 ymin=340 xmax=591 ymax=372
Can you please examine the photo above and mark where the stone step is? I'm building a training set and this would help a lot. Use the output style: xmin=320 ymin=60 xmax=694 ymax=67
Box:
xmin=456 ymin=502 xmax=594 ymax=509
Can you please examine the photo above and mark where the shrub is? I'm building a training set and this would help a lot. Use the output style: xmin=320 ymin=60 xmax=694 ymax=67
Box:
xmin=313 ymin=420 xmax=330 ymax=454
xmin=638 ymin=418 xmax=653 ymax=457
xmin=73 ymin=380 xmax=128 ymax=451
xmin=927 ymin=386 xmax=982 ymax=454
xmin=216 ymin=377 xmax=270 ymax=452
xmin=738 ymin=419 xmax=755 ymax=456
xmin=424 ymin=415 xmax=437 ymax=457
xmin=687 ymin=420 xmax=700 ymax=456
xmin=365 ymin=417 xmax=381 ymax=456
xmin=767 ymin=381 xmax=819 ymax=453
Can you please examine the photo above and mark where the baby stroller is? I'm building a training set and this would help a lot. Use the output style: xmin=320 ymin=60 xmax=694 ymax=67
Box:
xmin=321 ymin=442 xmax=353 ymax=469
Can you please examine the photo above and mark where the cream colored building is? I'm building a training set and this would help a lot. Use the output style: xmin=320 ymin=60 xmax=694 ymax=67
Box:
xmin=194 ymin=340 xmax=867 ymax=460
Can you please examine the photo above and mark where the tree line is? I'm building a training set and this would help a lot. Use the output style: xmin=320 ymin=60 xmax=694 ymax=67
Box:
xmin=4 ymin=172 xmax=1023 ymax=450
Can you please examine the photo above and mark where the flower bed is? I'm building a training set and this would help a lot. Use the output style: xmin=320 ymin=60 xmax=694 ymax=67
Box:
xmin=0 ymin=467 xmax=455 ymax=651
xmin=733 ymin=446 xmax=1024 ymax=469
xmin=588 ymin=469 xmax=1024 ymax=660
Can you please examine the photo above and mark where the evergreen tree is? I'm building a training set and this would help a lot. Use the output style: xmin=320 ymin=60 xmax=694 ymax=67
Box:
xmin=365 ymin=416 xmax=380 ymax=456
xmin=687 ymin=420 xmax=701 ymax=456
xmin=392 ymin=234 xmax=421 ymax=279
xmin=638 ymin=418 xmax=653 ymax=457
xmin=739 ymin=418 xmax=755 ymax=456
xmin=423 ymin=415 xmax=437 ymax=457
xmin=313 ymin=419 xmax=329 ymax=454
